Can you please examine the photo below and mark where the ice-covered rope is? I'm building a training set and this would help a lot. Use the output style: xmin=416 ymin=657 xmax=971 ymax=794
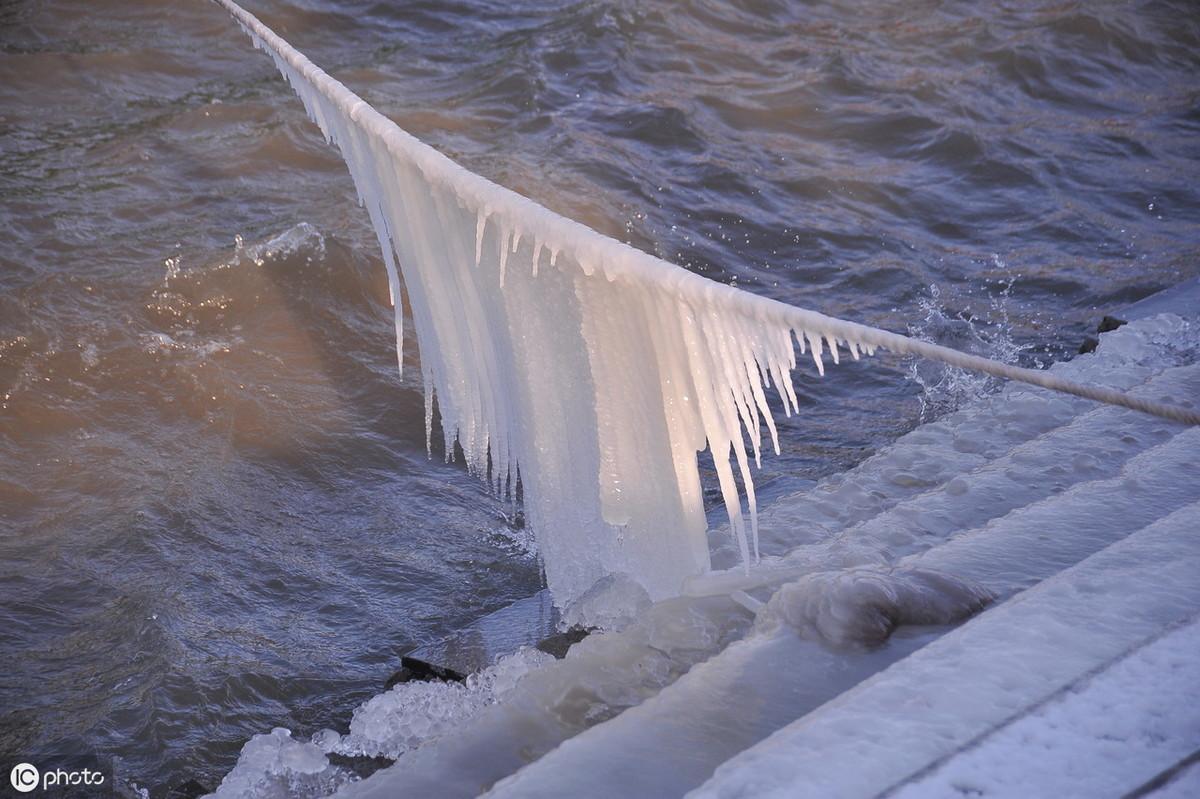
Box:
xmin=782 ymin=312 xmax=1200 ymax=426
xmin=210 ymin=0 xmax=1199 ymax=605
xmin=210 ymin=0 xmax=1197 ymax=428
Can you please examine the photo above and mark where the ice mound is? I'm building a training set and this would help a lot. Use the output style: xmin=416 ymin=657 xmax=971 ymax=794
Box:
xmin=559 ymin=573 xmax=653 ymax=632
xmin=204 ymin=648 xmax=553 ymax=798
xmin=756 ymin=567 xmax=994 ymax=650
xmin=207 ymin=728 xmax=352 ymax=799
xmin=335 ymin=646 xmax=554 ymax=759
xmin=330 ymin=594 xmax=756 ymax=797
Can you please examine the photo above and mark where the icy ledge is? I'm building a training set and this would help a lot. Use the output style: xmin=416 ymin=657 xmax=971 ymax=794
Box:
xmin=211 ymin=0 xmax=1198 ymax=606
xmin=890 ymin=619 xmax=1200 ymax=799
xmin=690 ymin=501 xmax=1200 ymax=799
xmin=201 ymin=310 xmax=1198 ymax=799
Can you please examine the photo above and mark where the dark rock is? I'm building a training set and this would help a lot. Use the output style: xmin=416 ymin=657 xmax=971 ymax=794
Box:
xmin=384 ymin=656 xmax=467 ymax=690
xmin=1098 ymin=315 xmax=1127 ymax=333
xmin=535 ymin=626 xmax=590 ymax=659
xmin=164 ymin=779 xmax=211 ymax=799
xmin=326 ymin=752 xmax=395 ymax=781
xmin=1079 ymin=337 xmax=1099 ymax=354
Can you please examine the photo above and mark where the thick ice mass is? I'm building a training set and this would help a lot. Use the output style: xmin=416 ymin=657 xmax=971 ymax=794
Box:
xmin=208 ymin=728 xmax=352 ymax=799
xmin=213 ymin=0 xmax=1199 ymax=607
xmin=754 ymin=567 xmax=994 ymax=650
xmin=336 ymin=647 xmax=554 ymax=759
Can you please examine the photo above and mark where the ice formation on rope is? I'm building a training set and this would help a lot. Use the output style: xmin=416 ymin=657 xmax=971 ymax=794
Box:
xmin=213 ymin=0 xmax=1199 ymax=606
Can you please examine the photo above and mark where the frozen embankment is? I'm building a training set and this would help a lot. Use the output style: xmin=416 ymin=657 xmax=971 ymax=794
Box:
xmin=206 ymin=294 xmax=1200 ymax=798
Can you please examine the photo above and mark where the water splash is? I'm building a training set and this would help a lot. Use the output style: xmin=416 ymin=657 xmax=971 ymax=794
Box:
xmin=905 ymin=277 xmax=1030 ymax=420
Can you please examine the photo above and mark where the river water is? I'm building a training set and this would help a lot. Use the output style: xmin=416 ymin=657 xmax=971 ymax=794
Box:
xmin=1 ymin=0 xmax=1197 ymax=794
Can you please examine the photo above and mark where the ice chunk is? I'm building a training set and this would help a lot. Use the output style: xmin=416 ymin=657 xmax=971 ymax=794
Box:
xmin=334 ymin=594 xmax=755 ymax=798
xmin=335 ymin=647 xmax=553 ymax=759
xmin=207 ymin=728 xmax=351 ymax=799
xmin=755 ymin=567 xmax=993 ymax=650
xmin=558 ymin=573 xmax=653 ymax=632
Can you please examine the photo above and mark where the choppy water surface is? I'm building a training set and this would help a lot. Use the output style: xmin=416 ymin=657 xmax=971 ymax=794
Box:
xmin=1 ymin=0 xmax=1197 ymax=793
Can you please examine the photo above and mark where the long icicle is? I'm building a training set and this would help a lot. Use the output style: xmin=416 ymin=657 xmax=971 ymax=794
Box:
xmin=210 ymin=0 xmax=1199 ymax=607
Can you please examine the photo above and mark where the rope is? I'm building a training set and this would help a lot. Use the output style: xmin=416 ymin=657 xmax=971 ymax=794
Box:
xmin=775 ymin=305 xmax=1200 ymax=426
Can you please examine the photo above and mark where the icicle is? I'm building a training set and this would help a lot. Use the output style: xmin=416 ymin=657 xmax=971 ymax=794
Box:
xmin=805 ymin=331 xmax=825 ymax=376
xmin=532 ymin=240 xmax=543 ymax=277
xmin=497 ymin=227 xmax=512 ymax=287
xmin=824 ymin=333 xmax=840 ymax=365
xmin=475 ymin=209 xmax=488 ymax=267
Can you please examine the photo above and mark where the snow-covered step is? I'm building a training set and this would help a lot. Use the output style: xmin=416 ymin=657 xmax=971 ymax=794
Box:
xmin=715 ymin=313 xmax=1197 ymax=567
xmin=478 ymin=427 xmax=1199 ymax=799
xmin=847 ymin=362 xmax=1199 ymax=560
xmin=690 ymin=501 xmax=1200 ymax=799
xmin=690 ymin=414 xmax=1199 ymax=599
xmin=888 ymin=618 xmax=1200 ymax=799
xmin=910 ymin=426 xmax=1200 ymax=595
xmin=1143 ymin=759 xmax=1200 ymax=799
xmin=728 ymin=388 xmax=1084 ymax=565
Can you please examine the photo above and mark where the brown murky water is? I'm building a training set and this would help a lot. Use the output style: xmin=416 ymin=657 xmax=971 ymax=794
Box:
xmin=1 ymin=0 xmax=1197 ymax=794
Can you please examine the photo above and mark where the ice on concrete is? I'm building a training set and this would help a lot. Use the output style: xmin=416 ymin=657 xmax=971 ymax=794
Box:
xmin=334 ymin=593 xmax=756 ymax=798
xmin=334 ymin=646 xmax=554 ymax=759
xmin=755 ymin=566 xmax=993 ymax=650
xmin=891 ymin=618 xmax=1200 ymax=799
xmin=691 ymin=502 xmax=1200 ymax=799
xmin=202 ymin=306 xmax=1199 ymax=799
